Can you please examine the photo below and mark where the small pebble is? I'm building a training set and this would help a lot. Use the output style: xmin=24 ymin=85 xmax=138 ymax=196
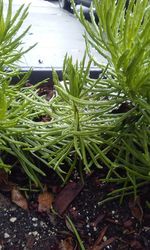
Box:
xmin=28 ymin=231 xmax=39 ymax=236
xmin=32 ymin=231 xmax=39 ymax=237
xmin=10 ymin=217 xmax=17 ymax=223
xmin=40 ymin=221 xmax=47 ymax=227
xmin=143 ymin=226 xmax=150 ymax=232
xmin=103 ymin=236 xmax=107 ymax=241
xmin=32 ymin=217 xmax=38 ymax=221
xmin=4 ymin=233 xmax=10 ymax=238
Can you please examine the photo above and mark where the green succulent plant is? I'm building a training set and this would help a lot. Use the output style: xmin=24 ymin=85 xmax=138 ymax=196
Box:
xmin=63 ymin=0 xmax=150 ymax=196
xmin=0 ymin=72 xmax=51 ymax=186
xmin=34 ymin=53 xmax=127 ymax=182
xmin=0 ymin=0 xmax=35 ymax=72
xmin=36 ymin=0 xmax=150 ymax=191
xmin=1 ymin=0 xmax=150 ymax=197
xmin=0 ymin=0 xmax=52 ymax=186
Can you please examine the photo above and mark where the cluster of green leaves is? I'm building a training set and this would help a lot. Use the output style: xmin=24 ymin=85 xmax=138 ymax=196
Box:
xmin=0 ymin=0 xmax=35 ymax=73
xmin=16 ymin=54 xmax=121 ymax=183
xmin=0 ymin=0 xmax=53 ymax=186
xmin=48 ymin=55 xmax=123 ymax=181
xmin=29 ymin=0 xmax=149 ymax=194
xmin=68 ymin=0 xmax=150 ymax=196
xmin=0 ymin=72 xmax=51 ymax=186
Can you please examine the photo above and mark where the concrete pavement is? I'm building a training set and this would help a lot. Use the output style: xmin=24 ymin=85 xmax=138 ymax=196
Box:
xmin=5 ymin=0 xmax=105 ymax=77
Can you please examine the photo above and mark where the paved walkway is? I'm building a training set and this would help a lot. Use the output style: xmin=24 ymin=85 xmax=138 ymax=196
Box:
xmin=7 ymin=0 xmax=105 ymax=72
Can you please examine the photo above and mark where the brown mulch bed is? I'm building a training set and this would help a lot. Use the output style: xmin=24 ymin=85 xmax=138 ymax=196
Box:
xmin=0 ymin=168 xmax=150 ymax=250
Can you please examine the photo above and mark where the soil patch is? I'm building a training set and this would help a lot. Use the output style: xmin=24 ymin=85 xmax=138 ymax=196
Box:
xmin=0 ymin=169 xmax=150 ymax=250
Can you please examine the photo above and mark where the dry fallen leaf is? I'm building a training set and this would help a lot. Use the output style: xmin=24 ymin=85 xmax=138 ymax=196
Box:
xmin=38 ymin=191 xmax=53 ymax=212
xmin=53 ymin=181 xmax=84 ymax=215
xmin=59 ymin=237 xmax=74 ymax=250
xmin=97 ymin=237 xmax=117 ymax=250
xmin=91 ymin=225 xmax=108 ymax=250
xmin=129 ymin=196 xmax=143 ymax=223
xmin=11 ymin=186 xmax=28 ymax=210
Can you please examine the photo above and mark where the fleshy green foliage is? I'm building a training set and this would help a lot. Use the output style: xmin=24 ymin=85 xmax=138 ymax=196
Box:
xmin=47 ymin=55 xmax=125 ymax=181
xmin=50 ymin=54 xmax=135 ymax=183
xmin=20 ymin=53 xmax=125 ymax=182
xmin=0 ymin=0 xmax=51 ymax=186
xmin=0 ymin=0 xmax=36 ymax=73
xmin=72 ymin=0 xmax=150 ymax=98
xmin=65 ymin=0 xmax=150 ymax=196
xmin=1 ymin=0 xmax=150 ymax=197
xmin=0 ymin=72 xmax=52 ymax=186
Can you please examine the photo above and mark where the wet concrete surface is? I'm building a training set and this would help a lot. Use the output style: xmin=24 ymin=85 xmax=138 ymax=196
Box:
xmin=6 ymin=0 xmax=105 ymax=73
